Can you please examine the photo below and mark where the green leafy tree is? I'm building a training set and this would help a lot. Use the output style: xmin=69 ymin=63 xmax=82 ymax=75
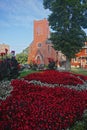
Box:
xmin=16 ymin=47 xmax=29 ymax=64
xmin=43 ymin=0 xmax=87 ymax=70
xmin=16 ymin=53 xmax=28 ymax=64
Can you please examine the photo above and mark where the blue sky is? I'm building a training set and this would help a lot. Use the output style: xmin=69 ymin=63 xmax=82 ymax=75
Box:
xmin=0 ymin=0 xmax=50 ymax=54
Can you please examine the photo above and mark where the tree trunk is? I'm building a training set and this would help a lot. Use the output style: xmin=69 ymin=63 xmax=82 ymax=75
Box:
xmin=65 ymin=57 xmax=71 ymax=71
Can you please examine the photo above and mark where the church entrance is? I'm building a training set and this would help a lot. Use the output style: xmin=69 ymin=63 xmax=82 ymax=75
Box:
xmin=37 ymin=56 xmax=41 ymax=64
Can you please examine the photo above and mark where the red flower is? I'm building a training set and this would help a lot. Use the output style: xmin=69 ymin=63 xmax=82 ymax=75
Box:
xmin=5 ymin=48 xmax=8 ymax=54
xmin=0 ymin=52 xmax=5 ymax=56
xmin=0 ymin=70 xmax=87 ymax=129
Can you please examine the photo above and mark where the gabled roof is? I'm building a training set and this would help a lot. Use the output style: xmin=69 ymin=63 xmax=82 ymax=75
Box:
xmin=35 ymin=49 xmax=43 ymax=59
xmin=76 ymin=53 xmax=87 ymax=58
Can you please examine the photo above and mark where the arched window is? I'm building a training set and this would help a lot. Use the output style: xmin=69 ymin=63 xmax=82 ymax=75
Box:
xmin=37 ymin=56 xmax=41 ymax=64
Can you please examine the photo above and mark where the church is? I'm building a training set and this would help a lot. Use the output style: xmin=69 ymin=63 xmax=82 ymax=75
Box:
xmin=28 ymin=18 xmax=57 ymax=65
xmin=28 ymin=18 xmax=87 ymax=69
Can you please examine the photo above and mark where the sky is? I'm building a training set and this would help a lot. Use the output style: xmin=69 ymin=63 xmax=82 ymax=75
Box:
xmin=0 ymin=0 xmax=50 ymax=54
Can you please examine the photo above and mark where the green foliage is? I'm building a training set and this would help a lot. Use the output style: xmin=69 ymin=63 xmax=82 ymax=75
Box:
xmin=70 ymin=121 xmax=86 ymax=130
xmin=0 ymin=57 xmax=19 ymax=80
xmin=48 ymin=58 xmax=56 ymax=69
xmin=69 ymin=110 xmax=87 ymax=130
xmin=16 ymin=52 xmax=28 ymax=64
xmin=43 ymin=0 xmax=87 ymax=60
xmin=30 ymin=63 xmax=38 ymax=70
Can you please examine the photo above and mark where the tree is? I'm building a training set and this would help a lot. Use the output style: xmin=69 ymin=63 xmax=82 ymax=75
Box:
xmin=16 ymin=53 xmax=28 ymax=64
xmin=16 ymin=47 xmax=29 ymax=64
xmin=43 ymin=0 xmax=87 ymax=70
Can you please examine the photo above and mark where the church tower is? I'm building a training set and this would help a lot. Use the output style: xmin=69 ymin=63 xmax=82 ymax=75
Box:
xmin=34 ymin=18 xmax=50 ymax=42
xmin=28 ymin=19 xmax=56 ymax=65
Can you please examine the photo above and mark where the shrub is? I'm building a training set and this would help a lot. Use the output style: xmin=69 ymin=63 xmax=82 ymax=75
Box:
xmin=48 ymin=58 xmax=56 ymax=69
xmin=0 ymin=57 xmax=19 ymax=80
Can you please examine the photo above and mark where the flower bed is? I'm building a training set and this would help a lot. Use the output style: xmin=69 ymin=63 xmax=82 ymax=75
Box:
xmin=24 ymin=70 xmax=87 ymax=90
xmin=0 ymin=70 xmax=87 ymax=130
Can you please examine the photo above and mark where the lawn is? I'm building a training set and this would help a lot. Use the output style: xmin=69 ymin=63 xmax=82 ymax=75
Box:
xmin=71 ymin=67 xmax=87 ymax=76
xmin=19 ymin=69 xmax=39 ymax=78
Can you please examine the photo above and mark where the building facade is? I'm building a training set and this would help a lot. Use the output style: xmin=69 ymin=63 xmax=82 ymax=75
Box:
xmin=28 ymin=19 xmax=57 ymax=65
xmin=0 ymin=43 xmax=10 ymax=54
xmin=71 ymin=42 xmax=87 ymax=69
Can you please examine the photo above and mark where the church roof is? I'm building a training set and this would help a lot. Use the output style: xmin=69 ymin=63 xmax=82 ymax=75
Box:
xmin=35 ymin=49 xmax=43 ymax=59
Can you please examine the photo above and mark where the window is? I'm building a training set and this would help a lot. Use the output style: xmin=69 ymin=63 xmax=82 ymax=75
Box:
xmin=85 ymin=48 xmax=87 ymax=54
xmin=38 ymin=43 xmax=42 ymax=47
